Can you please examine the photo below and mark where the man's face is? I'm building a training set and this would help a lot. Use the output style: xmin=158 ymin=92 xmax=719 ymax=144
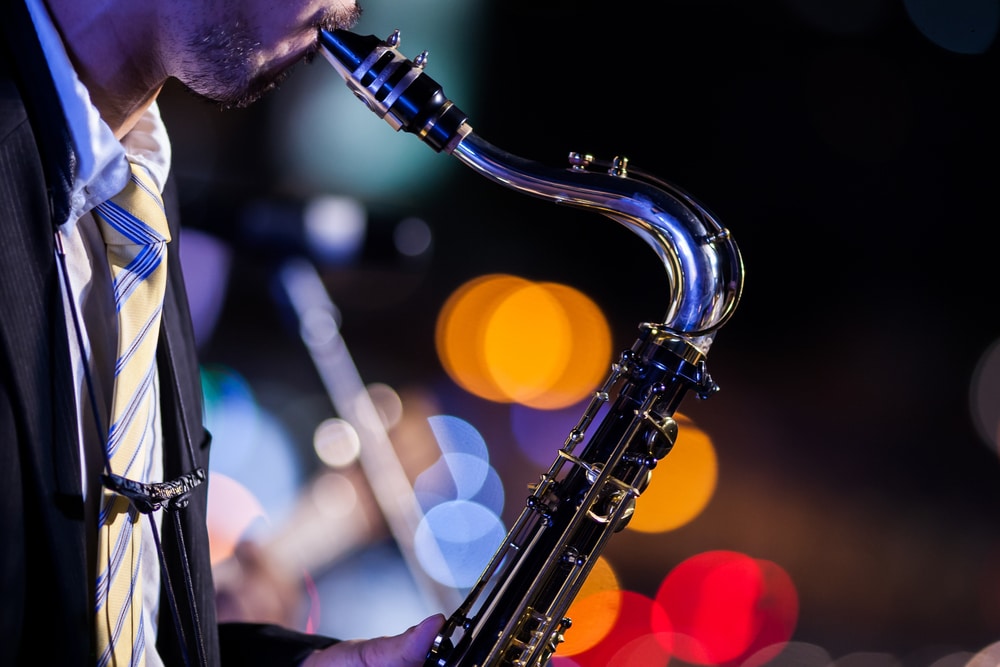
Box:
xmin=168 ymin=0 xmax=361 ymax=108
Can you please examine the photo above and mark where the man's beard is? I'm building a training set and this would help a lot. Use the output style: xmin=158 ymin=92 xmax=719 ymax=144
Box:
xmin=179 ymin=5 xmax=361 ymax=110
xmin=181 ymin=22 xmax=284 ymax=110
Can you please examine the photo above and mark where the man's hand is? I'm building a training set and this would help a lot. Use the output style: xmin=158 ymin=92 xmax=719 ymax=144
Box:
xmin=300 ymin=614 xmax=446 ymax=667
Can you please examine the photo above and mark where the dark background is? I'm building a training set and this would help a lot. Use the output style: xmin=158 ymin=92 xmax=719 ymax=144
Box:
xmin=159 ymin=0 xmax=1000 ymax=662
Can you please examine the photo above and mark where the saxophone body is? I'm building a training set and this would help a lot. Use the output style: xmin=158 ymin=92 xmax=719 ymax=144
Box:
xmin=319 ymin=29 xmax=745 ymax=667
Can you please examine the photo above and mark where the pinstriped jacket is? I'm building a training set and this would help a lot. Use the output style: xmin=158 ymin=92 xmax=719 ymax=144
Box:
xmin=0 ymin=1 xmax=337 ymax=663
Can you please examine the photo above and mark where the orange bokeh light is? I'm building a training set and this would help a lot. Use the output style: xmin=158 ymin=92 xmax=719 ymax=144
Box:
xmin=484 ymin=281 xmax=573 ymax=404
xmin=628 ymin=413 xmax=717 ymax=534
xmin=560 ymin=557 xmax=621 ymax=655
xmin=436 ymin=274 xmax=611 ymax=410
xmin=562 ymin=591 xmax=672 ymax=667
xmin=436 ymin=274 xmax=529 ymax=403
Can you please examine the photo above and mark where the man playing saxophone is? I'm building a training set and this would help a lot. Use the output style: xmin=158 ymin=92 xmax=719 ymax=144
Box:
xmin=0 ymin=0 xmax=443 ymax=664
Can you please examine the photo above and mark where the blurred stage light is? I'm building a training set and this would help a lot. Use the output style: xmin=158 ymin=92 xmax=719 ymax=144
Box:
xmin=394 ymin=216 xmax=433 ymax=258
xmin=202 ymin=364 xmax=304 ymax=529
xmin=969 ymin=336 xmax=1000 ymax=456
xmin=313 ymin=417 xmax=362 ymax=468
xmin=302 ymin=195 xmax=367 ymax=265
xmin=628 ymin=413 xmax=718 ymax=534
xmin=510 ymin=398 xmax=592 ymax=468
xmin=206 ymin=472 xmax=268 ymax=566
xmin=904 ymin=0 xmax=998 ymax=54
xmin=427 ymin=414 xmax=491 ymax=494
xmin=178 ymin=228 xmax=232 ymax=349
xmin=926 ymin=651 xmax=977 ymax=667
xmin=414 ymin=500 xmax=506 ymax=589
xmin=309 ymin=471 xmax=359 ymax=520
xmin=411 ymin=414 xmax=507 ymax=587
xmin=560 ymin=591 xmax=672 ymax=667
xmin=559 ymin=557 xmax=622 ymax=656
xmin=654 ymin=550 xmax=798 ymax=666
xmin=436 ymin=273 xmax=612 ymax=409
xmin=968 ymin=641 xmax=1000 ymax=665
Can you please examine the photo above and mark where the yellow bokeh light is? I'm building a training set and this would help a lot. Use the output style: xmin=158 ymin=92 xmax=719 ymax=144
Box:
xmin=484 ymin=282 xmax=572 ymax=405
xmin=560 ymin=557 xmax=622 ymax=655
xmin=528 ymin=283 xmax=612 ymax=410
xmin=628 ymin=413 xmax=717 ymax=533
xmin=436 ymin=274 xmax=529 ymax=402
xmin=436 ymin=274 xmax=612 ymax=410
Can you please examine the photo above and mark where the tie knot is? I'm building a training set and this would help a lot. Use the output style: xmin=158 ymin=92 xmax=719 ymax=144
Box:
xmin=95 ymin=161 xmax=171 ymax=247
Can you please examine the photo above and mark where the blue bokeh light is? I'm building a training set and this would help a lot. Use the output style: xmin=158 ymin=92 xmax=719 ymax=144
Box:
xmin=414 ymin=500 xmax=507 ymax=589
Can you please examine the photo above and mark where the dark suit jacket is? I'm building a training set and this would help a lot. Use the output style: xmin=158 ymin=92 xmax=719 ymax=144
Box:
xmin=0 ymin=1 xmax=337 ymax=664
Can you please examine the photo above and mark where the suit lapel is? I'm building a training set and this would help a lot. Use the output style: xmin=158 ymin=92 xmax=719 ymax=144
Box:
xmin=0 ymin=0 xmax=75 ymax=227
xmin=0 ymin=0 xmax=82 ymax=502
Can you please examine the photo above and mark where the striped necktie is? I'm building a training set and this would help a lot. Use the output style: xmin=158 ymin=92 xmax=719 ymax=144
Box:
xmin=92 ymin=161 xmax=171 ymax=667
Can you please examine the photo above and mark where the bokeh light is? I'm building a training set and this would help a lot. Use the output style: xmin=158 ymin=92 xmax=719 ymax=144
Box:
xmin=510 ymin=397 xmax=593 ymax=469
xmin=927 ymin=652 xmax=977 ymax=667
xmin=561 ymin=591 xmax=672 ymax=667
xmin=904 ymin=0 xmax=999 ymax=54
xmin=628 ymin=413 xmax=718 ymax=534
xmin=206 ymin=472 xmax=268 ymax=566
xmin=313 ymin=417 xmax=361 ymax=468
xmin=559 ymin=557 xmax=622 ymax=656
xmin=436 ymin=274 xmax=612 ymax=409
xmin=484 ymin=280 xmax=573 ymax=405
xmin=301 ymin=195 xmax=367 ymax=266
xmin=414 ymin=500 xmax=506 ymax=588
xmin=427 ymin=414 xmax=491 ymax=493
xmin=654 ymin=550 xmax=798 ymax=666
xmin=366 ymin=382 xmax=405 ymax=431
xmin=202 ymin=364 xmax=303 ymax=527
xmin=969 ymin=337 xmax=1000 ymax=455
xmin=968 ymin=641 xmax=1000 ymax=666
xmin=177 ymin=228 xmax=231 ymax=348
xmin=412 ymin=414 xmax=507 ymax=588
xmin=437 ymin=274 xmax=528 ymax=402
xmin=393 ymin=216 xmax=433 ymax=258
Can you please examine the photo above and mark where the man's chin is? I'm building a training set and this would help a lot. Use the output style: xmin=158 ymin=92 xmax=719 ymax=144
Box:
xmin=215 ymin=69 xmax=290 ymax=110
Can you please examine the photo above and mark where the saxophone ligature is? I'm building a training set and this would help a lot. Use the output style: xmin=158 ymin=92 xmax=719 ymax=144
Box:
xmin=319 ymin=29 xmax=745 ymax=667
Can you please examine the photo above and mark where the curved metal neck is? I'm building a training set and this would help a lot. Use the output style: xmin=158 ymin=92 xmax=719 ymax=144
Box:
xmin=450 ymin=133 xmax=743 ymax=353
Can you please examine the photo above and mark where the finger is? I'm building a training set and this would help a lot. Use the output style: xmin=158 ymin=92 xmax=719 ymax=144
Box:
xmin=304 ymin=613 xmax=446 ymax=667
xmin=398 ymin=614 xmax=446 ymax=663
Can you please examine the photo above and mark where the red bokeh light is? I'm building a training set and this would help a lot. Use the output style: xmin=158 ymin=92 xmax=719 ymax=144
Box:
xmin=654 ymin=550 xmax=798 ymax=666
xmin=562 ymin=591 xmax=672 ymax=667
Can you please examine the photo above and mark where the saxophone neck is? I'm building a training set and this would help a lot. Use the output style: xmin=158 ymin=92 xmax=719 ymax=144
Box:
xmin=450 ymin=135 xmax=743 ymax=352
xmin=319 ymin=28 xmax=745 ymax=353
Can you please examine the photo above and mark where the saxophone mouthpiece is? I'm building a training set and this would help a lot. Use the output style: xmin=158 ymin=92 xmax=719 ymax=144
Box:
xmin=318 ymin=29 xmax=471 ymax=152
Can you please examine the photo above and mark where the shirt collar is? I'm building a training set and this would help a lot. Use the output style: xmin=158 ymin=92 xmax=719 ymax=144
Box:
xmin=25 ymin=0 xmax=172 ymax=226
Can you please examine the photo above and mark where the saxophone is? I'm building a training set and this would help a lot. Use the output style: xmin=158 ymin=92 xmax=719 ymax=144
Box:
xmin=319 ymin=29 xmax=745 ymax=667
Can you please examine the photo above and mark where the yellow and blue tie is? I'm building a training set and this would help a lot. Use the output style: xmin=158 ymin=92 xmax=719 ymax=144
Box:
xmin=92 ymin=161 xmax=171 ymax=667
